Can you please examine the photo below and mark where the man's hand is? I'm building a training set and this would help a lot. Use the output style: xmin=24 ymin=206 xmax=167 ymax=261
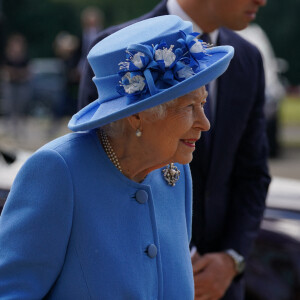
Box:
xmin=192 ymin=251 xmax=237 ymax=300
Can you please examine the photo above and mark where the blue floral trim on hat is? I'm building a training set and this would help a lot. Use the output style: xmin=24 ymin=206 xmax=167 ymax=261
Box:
xmin=116 ymin=31 xmax=210 ymax=102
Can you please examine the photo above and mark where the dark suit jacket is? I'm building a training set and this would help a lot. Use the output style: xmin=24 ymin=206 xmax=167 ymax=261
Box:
xmin=78 ymin=1 xmax=271 ymax=299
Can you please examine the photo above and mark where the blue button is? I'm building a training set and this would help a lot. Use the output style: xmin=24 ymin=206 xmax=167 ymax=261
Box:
xmin=135 ymin=190 xmax=148 ymax=204
xmin=147 ymin=244 xmax=157 ymax=258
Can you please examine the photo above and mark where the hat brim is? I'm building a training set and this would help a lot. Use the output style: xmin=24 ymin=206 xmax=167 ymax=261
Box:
xmin=69 ymin=46 xmax=234 ymax=132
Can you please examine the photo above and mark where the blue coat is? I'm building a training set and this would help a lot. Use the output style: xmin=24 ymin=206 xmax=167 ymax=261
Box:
xmin=0 ymin=130 xmax=194 ymax=299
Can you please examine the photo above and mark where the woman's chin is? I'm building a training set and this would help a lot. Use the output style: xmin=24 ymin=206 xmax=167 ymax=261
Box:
xmin=176 ymin=154 xmax=194 ymax=165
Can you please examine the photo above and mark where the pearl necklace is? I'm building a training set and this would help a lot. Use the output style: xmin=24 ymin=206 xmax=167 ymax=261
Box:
xmin=98 ymin=129 xmax=123 ymax=174
xmin=97 ymin=129 xmax=180 ymax=186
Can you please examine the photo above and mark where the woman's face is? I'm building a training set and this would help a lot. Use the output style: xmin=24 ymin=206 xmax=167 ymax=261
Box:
xmin=140 ymin=86 xmax=210 ymax=166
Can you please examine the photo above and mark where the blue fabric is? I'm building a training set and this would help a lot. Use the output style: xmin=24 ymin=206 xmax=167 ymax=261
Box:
xmin=0 ymin=130 xmax=194 ymax=299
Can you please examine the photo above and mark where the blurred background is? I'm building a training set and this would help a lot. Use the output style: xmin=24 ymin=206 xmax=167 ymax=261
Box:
xmin=0 ymin=0 xmax=299 ymax=170
xmin=0 ymin=1 xmax=300 ymax=299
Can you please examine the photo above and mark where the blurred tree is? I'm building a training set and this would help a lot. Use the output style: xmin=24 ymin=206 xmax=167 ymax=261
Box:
xmin=52 ymin=0 xmax=160 ymax=27
xmin=2 ymin=0 xmax=159 ymax=57
xmin=2 ymin=0 xmax=81 ymax=57
xmin=2 ymin=0 xmax=299 ymax=85
xmin=0 ymin=11 xmax=6 ymax=64
xmin=256 ymin=0 xmax=300 ymax=86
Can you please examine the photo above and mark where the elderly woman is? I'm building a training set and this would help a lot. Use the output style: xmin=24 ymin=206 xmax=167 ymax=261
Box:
xmin=0 ymin=16 xmax=233 ymax=299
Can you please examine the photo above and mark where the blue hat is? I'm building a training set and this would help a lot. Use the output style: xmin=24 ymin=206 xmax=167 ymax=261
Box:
xmin=69 ymin=15 xmax=234 ymax=132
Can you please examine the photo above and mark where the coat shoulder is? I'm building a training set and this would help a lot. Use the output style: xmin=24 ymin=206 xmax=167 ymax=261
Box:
xmin=219 ymin=27 xmax=262 ymax=59
xmin=90 ymin=1 xmax=168 ymax=49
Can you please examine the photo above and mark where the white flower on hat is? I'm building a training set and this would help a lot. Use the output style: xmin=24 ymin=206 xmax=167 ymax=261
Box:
xmin=190 ymin=38 xmax=205 ymax=54
xmin=131 ymin=52 xmax=146 ymax=69
xmin=177 ymin=64 xmax=195 ymax=80
xmin=155 ymin=45 xmax=176 ymax=67
xmin=122 ymin=72 xmax=146 ymax=94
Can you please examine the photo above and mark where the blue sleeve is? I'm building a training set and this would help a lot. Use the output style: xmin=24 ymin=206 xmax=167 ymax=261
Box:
xmin=183 ymin=164 xmax=193 ymax=242
xmin=0 ymin=149 xmax=74 ymax=299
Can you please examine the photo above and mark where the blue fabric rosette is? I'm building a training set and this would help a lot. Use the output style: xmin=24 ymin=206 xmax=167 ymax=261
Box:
xmin=117 ymin=31 xmax=210 ymax=103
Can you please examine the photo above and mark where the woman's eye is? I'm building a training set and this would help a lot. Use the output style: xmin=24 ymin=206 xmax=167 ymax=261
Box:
xmin=188 ymin=104 xmax=196 ymax=111
xmin=182 ymin=104 xmax=193 ymax=110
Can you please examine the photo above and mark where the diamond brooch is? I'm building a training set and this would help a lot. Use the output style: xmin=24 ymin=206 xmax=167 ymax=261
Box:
xmin=162 ymin=163 xmax=180 ymax=186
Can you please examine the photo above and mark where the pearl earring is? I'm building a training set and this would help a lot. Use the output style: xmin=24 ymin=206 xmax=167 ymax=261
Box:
xmin=136 ymin=128 xmax=142 ymax=137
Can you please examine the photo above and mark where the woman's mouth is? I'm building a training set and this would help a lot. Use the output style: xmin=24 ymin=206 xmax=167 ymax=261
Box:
xmin=181 ymin=139 xmax=197 ymax=148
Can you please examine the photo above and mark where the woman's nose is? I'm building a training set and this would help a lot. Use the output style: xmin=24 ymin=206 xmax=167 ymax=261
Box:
xmin=201 ymin=114 xmax=211 ymax=132
xmin=194 ymin=107 xmax=210 ymax=132
xmin=254 ymin=0 xmax=267 ymax=7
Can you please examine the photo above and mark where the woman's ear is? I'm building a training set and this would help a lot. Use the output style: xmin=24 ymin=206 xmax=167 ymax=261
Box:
xmin=127 ymin=113 xmax=142 ymax=131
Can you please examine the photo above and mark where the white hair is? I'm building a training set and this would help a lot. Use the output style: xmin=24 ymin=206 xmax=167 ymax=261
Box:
xmin=102 ymin=97 xmax=179 ymax=138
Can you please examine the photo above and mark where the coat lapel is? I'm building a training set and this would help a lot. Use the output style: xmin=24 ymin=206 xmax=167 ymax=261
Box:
xmin=206 ymin=29 xmax=238 ymax=187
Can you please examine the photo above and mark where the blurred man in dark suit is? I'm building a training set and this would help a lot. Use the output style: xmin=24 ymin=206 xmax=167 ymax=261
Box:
xmin=78 ymin=1 xmax=271 ymax=299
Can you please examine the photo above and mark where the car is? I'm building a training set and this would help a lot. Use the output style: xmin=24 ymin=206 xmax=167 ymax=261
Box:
xmin=0 ymin=149 xmax=31 ymax=214
xmin=0 ymin=189 xmax=8 ymax=214
xmin=245 ymin=177 xmax=300 ymax=300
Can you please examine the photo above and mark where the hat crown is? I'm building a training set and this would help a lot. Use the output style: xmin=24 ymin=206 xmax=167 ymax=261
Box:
xmin=88 ymin=15 xmax=192 ymax=77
